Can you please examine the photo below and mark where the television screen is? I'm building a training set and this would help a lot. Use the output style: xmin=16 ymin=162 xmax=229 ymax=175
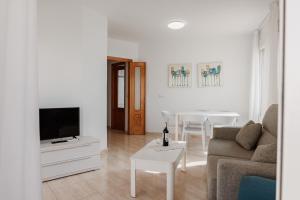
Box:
xmin=39 ymin=107 xmax=80 ymax=140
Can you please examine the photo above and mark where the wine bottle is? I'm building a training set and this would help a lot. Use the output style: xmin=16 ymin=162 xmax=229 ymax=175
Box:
xmin=163 ymin=122 xmax=169 ymax=146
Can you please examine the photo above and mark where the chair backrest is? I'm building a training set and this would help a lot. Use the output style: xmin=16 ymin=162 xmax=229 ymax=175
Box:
xmin=161 ymin=110 xmax=171 ymax=122
xmin=161 ymin=110 xmax=176 ymax=125
xmin=180 ymin=114 xmax=206 ymax=126
xmin=207 ymin=115 xmax=237 ymax=126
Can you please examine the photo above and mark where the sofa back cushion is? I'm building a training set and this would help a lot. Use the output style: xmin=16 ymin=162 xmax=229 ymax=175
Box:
xmin=257 ymin=129 xmax=276 ymax=146
xmin=256 ymin=104 xmax=278 ymax=147
xmin=236 ymin=120 xmax=262 ymax=150
xmin=262 ymin=104 xmax=278 ymax=137
xmin=251 ymin=143 xmax=277 ymax=163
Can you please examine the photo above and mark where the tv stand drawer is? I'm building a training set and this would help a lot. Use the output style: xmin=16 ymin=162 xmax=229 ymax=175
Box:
xmin=40 ymin=136 xmax=101 ymax=181
xmin=41 ymin=142 xmax=99 ymax=165
xmin=42 ymin=155 xmax=101 ymax=181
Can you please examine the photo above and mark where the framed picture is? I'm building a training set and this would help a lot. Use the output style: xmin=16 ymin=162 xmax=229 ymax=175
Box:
xmin=168 ymin=64 xmax=192 ymax=88
xmin=198 ymin=62 xmax=222 ymax=87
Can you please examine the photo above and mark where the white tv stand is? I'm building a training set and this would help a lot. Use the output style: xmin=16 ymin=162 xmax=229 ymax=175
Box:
xmin=40 ymin=136 xmax=101 ymax=181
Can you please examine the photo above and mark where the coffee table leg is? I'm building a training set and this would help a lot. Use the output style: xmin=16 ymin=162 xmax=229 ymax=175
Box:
xmin=131 ymin=160 xmax=136 ymax=198
xmin=167 ymin=166 xmax=175 ymax=200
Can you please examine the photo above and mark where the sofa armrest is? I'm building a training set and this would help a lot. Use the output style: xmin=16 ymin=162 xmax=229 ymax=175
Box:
xmin=213 ymin=127 xmax=241 ymax=141
xmin=217 ymin=159 xmax=276 ymax=200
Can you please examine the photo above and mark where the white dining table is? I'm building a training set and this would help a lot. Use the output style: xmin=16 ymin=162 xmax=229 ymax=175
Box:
xmin=174 ymin=111 xmax=240 ymax=141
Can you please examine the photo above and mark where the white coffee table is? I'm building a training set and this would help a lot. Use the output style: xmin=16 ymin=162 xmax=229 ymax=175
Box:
xmin=130 ymin=140 xmax=187 ymax=200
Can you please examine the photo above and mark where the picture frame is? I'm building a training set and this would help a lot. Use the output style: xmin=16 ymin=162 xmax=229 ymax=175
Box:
xmin=168 ymin=64 xmax=192 ymax=88
xmin=197 ymin=62 xmax=222 ymax=87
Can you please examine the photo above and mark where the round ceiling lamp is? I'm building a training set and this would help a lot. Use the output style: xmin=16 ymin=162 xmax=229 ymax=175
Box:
xmin=167 ymin=20 xmax=186 ymax=30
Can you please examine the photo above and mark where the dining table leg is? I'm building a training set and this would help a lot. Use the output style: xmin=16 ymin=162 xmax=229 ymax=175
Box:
xmin=232 ymin=117 xmax=238 ymax=126
xmin=175 ymin=113 xmax=179 ymax=141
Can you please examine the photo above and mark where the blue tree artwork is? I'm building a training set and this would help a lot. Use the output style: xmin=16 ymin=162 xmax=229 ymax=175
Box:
xmin=168 ymin=64 xmax=192 ymax=88
xmin=198 ymin=62 xmax=222 ymax=87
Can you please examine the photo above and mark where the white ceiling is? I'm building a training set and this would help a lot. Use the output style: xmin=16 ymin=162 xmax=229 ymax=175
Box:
xmin=87 ymin=0 xmax=273 ymax=42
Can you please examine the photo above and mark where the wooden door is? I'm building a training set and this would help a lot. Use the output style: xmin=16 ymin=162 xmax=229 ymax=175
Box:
xmin=111 ymin=62 xmax=126 ymax=130
xmin=129 ymin=62 xmax=146 ymax=135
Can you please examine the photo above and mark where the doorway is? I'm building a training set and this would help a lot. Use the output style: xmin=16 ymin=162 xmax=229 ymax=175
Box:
xmin=111 ymin=62 xmax=126 ymax=130
xmin=107 ymin=56 xmax=146 ymax=135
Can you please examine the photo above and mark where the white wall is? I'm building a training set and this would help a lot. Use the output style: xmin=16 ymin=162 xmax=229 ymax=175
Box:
xmin=139 ymin=35 xmax=252 ymax=132
xmin=38 ymin=0 xmax=108 ymax=150
xmin=108 ymin=38 xmax=139 ymax=60
xmin=281 ymin=0 xmax=300 ymax=199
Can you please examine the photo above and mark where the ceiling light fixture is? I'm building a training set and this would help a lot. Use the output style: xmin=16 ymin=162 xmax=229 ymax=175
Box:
xmin=167 ymin=20 xmax=186 ymax=30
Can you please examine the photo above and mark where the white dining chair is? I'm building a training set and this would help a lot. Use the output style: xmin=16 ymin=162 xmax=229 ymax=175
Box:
xmin=161 ymin=110 xmax=177 ymax=135
xmin=181 ymin=114 xmax=207 ymax=152
xmin=161 ymin=110 xmax=172 ymax=123
xmin=206 ymin=115 xmax=238 ymax=137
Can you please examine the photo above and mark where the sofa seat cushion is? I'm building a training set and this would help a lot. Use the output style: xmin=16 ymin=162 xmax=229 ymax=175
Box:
xmin=208 ymin=139 xmax=254 ymax=159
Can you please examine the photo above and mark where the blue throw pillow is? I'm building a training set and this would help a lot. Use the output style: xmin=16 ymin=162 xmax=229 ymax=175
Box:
xmin=238 ymin=176 xmax=276 ymax=200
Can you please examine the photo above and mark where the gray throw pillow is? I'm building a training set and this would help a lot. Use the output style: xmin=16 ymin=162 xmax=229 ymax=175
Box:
xmin=251 ymin=143 xmax=277 ymax=163
xmin=235 ymin=120 xmax=262 ymax=150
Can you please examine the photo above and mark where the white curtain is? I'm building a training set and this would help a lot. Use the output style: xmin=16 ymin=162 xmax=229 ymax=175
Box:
xmin=0 ymin=0 xmax=41 ymax=199
xmin=259 ymin=1 xmax=280 ymax=117
xmin=249 ymin=1 xmax=279 ymax=121
xmin=249 ymin=30 xmax=261 ymax=122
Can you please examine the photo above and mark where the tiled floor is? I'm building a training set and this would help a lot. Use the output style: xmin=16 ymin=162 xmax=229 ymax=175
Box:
xmin=43 ymin=130 xmax=208 ymax=200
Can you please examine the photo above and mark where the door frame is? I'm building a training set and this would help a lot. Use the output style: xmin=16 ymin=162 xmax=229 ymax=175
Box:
xmin=107 ymin=56 xmax=146 ymax=135
xmin=107 ymin=56 xmax=132 ymax=62
xmin=107 ymin=56 xmax=132 ymax=134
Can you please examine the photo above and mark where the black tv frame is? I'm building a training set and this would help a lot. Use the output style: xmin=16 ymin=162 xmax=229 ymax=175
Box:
xmin=39 ymin=107 xmax=80 ymax=142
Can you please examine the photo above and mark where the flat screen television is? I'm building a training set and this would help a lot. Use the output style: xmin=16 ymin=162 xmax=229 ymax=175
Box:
xmin=39 ymin=107 xmax=80 ymax=140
